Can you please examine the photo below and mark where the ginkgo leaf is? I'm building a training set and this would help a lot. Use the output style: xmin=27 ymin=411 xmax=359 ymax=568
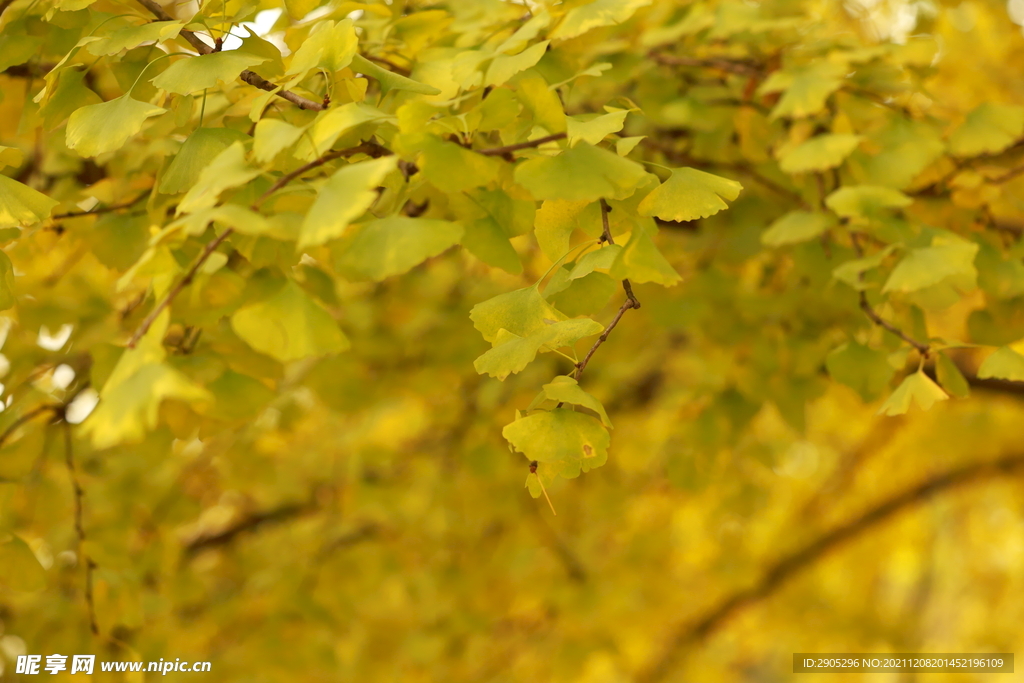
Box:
xmin=935 ymin=351 xmax=970 ymax=399
xmin=152 ymin=52 xmax=270 ymax=95
xmin=825 ymin=185 xmax=911 ymax=217
xmin=66 ymin=95 xmax=166 ymax=157
xmin=0 ymin=534 xmax=46 ymax=592
xmin=514 ymin=143 xmax=647 ymax=202
xmin=541 ymin=376 xmax=612 ymax=427
xmin=164 ymin=205 xmax=270 ymax=238
xmin=0 ymin=175 xmax=58 ymax=228
xmin=253 ymin=118 xmax=305 ymax=165
xmin=502 ymin=409 xmax=610 ymax=465
xmin=877 ymin=371 xmax=947 ymax=416
xmin=38 ymin=68 xmax=103 ymax=131
xmin=977 ymin=346 xmax=1024 ymax=381
xmin=177 ymin=142 xmax=260 ymax=215
xmin=568 ymin=245 xmax=622 ymax=279
xmin=761 ymin=211 xmax=837 ymax=246
xmin=566 ymin=110 xmax=629 ymax=147
xmin=159 ymin=127 xmax=250 ymax=195
xmin=778 ymin=134 xmax=862 ymax=173
xmin=758 ymin=62 xmax=847 ymax=119
xmin=295 ymin=102 xmax=391 ymax=161
xmin=0 ymin=147 xmax=22 ymax=170
xmin=550 ymin=0 xmax=653 ymax=40
xmin=534 ymin=200 xmax=601 ymax=261
xmin=462 ymin=217 xmax=523 ymax=274
xmin=86 ymin=21 xmax=184 ymax=56
xmin=882 ymin=238 xmax=978 ymax=293
xmin=82 ymin=362 xmax=211 ymax=448
xmin=470 ymin=285 xmax=567 ymax=343
xmin=299 ymin=156 xmax=397 ymax=249
xmin=826 ymin=341 xmax=893 ymax=401
xmin=231 ymin=281 xmax=349 ymax=362
xmin=515 ymin=72 xmax=566 ymax=133
xmin=473 ymin=329 xmax=545 ymax=380
xmin=350 ymin=54 xmax=441 ymax=95
xmin=609 ymin=228 xmax=681 ymax=285
xmin=948 ymin=103 xmax=1024 ymax=157
xmin=637 ymin=167 xmax=742 ymax=222
xmin=286 ymin=19 xmax=357 ymax=76
xmin=335 ymin=217 xmax=463 ymax=281
xmin=485 ymin=41 xmax=549 ymax=87
xmin=417 ymin=136 xmax=502 ymax=194
xmin=832 ymin=245 xmax=897 ymax=290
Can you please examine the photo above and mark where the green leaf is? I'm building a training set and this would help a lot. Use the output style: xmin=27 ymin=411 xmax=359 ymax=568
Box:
xmin=778 ymin=134 xmax=862 ymax=174
xmin=566 ymin=110 xmax=628 ymax=147
xmin=882 ymin=237 xmax=978 ymax=294
xmin=151 ymin=52 xmax=270 ymax=95
xmin=541 ymin=376 xmax=612 ymax=427
xmin=502 ymin=409 xmax=609 ymax=468
xmin=38 ymin=68 xmax=102 ymax=131
xmin=514 ymin=142 xmax=647 ymax=202
xmin=295 ymin=102 xmax=391 ymax=161
xmin=204 ymin=369 xmax=276 ymax=420
xmin=534 ymin=200 xmax=601 ymax=261
xmin=549 ymin=271 xmax=616 ymax=316
xmin=462 ymin=216 xmax=523 ymax=275
xmin=935 ymin=351 xmax=970 ymax=399
xmin=0 ymin=30 xmax=41 ymax=73
xmin=825 ymin=185 xmax=912 ymax=218
xmin=160 ymin=127 xmax=250 ymax=195
xmin=761 ymin=211 xmax=836 ymax=246
xmin=609 ymin=228 xmax=681 ymax=285
xmin=470 ymin=285 xmax=567 ymax=343
xmin=485 ymin=41 xmax=549 ymax=87
xmin=637 ymin=167 xmax=742 ymax=222
xmin=286 ymin=19 xmax=358 ymax=76
xmin=0 ymin=175 xmax=58 ymax=228
xmin=848 ymin=119 xmax=944 ymax=189
xmin=177 ymin=142 xmax=260 ymax=214
xmin=66 ymin=94 xmax=166 ymax=158
xmin=253 ymin=118 xmax=306 ymax=165
xmin=335 ymin=217 xmax=463 ymax=281
xmin=514 ymin=72 xmax=566 ymax=133
xmin=299 ymin=156 xmax=397 ymax=249
xmin=473 ymin=318 xmax=603 ymax=380
xmin=977 ymin=346 xmax=1024 ymax=382
xmin=825 ymin=341 xmax=893 ymax=401
xmin=0 ymin=533 xmax=46 ymax=592
xmin=86 ymin=21 xmax=184 ymax=56
xmin=568 ymin=244 xmax=622 ymax=279
xmin=83 ymin=362 xmax=211 ymax=448
xmin=350 ymin=54 xmax=440 ymax=95
xmin=877 ymin=371 xmax=947 ymax=416
xmin=231 ymin=280 xmax=349 ymax=362
xmin=832 ymin=245 xmax=897 ymax=290
xmin=758 ymin=62 xmax=847 ymax=119
xmin=948 ymin=103 xmax=1024 ymax=157
xmin=550 ymin=0 xmax=653 ymax=40
xmin=417 ymin=136 xmax=502 ymax=193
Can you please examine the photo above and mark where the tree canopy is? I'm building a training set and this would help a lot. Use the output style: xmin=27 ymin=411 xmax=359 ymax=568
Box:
xmin=1 ymin=0 xmax=1024 ymax=680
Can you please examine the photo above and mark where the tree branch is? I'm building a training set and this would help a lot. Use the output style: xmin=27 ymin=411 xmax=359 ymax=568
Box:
xmin=136 ymin=0 xmax=326 ymax=111
xmin=574 ymin=199 xmax=639 ymax=381
xmin=478 ymin=132 xmax=567 ymax=158
xmin=992 ymin=164 xmax=1024 ymax=185
xmin=649 ymin=51 xmax=763 ymax=77
xmin=52 ymin=194 xmax=146 ymax=220
xmin=636 ymin=452 xmax=1024 ymax=683
xmin=0 ymin=405 xmax=59 ymax=449
xmin=182 ymin=501 xmax=314 ymax=556
xmin=62 ymin=421 xmax=98 ymax=635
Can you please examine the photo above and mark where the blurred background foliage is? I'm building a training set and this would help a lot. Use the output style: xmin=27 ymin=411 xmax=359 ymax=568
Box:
xmin=2 ymin=0 xmax=1024 ymax=681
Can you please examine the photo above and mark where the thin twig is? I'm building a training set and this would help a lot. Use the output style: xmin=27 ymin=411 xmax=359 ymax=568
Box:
xmin=636 ymin=452 xmax=1024 ymax=683
xmin=52 ymin=194 xmax=146 ymax=220
xmin=183 ymin=501 xmax=313 ymax=556
xmin=0 ymin=405 xmax=59 ymax=449
xmin=849 ymin=233 xmax=930 ymax=358
xmin=63 ymin=421 xmax=98 ymax=635
xmin=992 ymin=164 xmax=1024 ymax=184
xmin=574 ymin=200 xmax=640 ymax=381
xmin=478 ymin=132 xmax=567 ymax=157
xmin=649 ymin=51 xmax=763 ymax=77
xmin=136 ymin=0 xmax=325 ymax=111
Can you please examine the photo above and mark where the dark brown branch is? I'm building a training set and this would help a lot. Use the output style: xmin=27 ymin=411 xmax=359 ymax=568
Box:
xmin=62 ymin=422 xmax=98 ymax=635
xmin=992 ymin=164 xmax=1024 ymax=184
xmin=574 ymin=200 xmax=640 ymax=381
xmin=52 ymin=194 xmax=146 ymax=220
xmin=479 ymin=132 xmax=567 ymax=157
xmin=183 ymin=501 xmax=313 ymax=556
xmin=136 ymin=0 xmax=325 ymax=111
xmin=636 ymin=452 xmax=1024 ymax=683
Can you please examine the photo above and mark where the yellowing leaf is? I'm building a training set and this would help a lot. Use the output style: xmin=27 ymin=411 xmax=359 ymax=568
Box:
xmin=159 ymin=128 xmax=249 ymax=195
xmin=0 ymin=175 xmax=58 ymax=228
xmin=0 ymin=251 xmax=15 ymax=310
xmin=335 ymin=217 xmax=463 ymax=281
xmin=66 ymin=95 xmax=166 ymax=158
xmin=350 ymin=54 xmax=440 ymax=95
xmin=286 ymin=19 xmax=358 ymax=76
xmin=177 ymin=142 xmax=260 ymax=215
xmin=503 ymin=409 xmax=610 ymax=467
xmin=977 ymin=346 xmax=1024 ymax=382
xmin=825 ymin=185 xmax=911 ymax=217
xmin=284 ymin=0 xmax=321 ymax=20
xmin=0 ymin=533 xmax=46 ymax=592
xmin=637 ymin=167 xmax=742 ymax=222
xmin=417 ymin=136 xmax=502 ymax=194
xmin=152 ymin=52 xmax=269 ymax=95
xmin=473 ymin=329 xmax=545 ymax=380
xmin=882 ymin=238 xmax=978 ymax=294
xmin=761 ymin=211 xmax=836 ymax=246
xmin=778 ymin=133 xmax=862 ymax=174
xmin=295 ymin=102 xmax=391 ymax=161
xmin=299 ymin=156 xmax=397 ymax=249
xmin=550 ymin=0 xmax=653 ymax=40
xmin=534 ymin=200 xmax=601 ymax=261
xmin=253 ymin=118 xmax=305 ymax=165
xmin=935 ymin=351 xmax=970 ymax=399
xmin=825 ymin=341 xmax=893 ymax=401
xmin=485 ymin=41 xmax=549 ymax=87
xmin=470 ymin=285 xmax=567 ymax=343
xmin=38 ymin=68 xmax=103 ymax=131
xmin=567 ymin=110 xmax=629 ymax=147
xmin=609 ymin=228 xmax=680 ymax=285
xmin=231 ymin=281 xmax=349 ymax=362
xmin=877 ymin=371 xmax=947 ymax=416
xmin=541 ymin=376 xmax=612 ymax=427
xmin=514 ymin=143 xmax=647 ymax=202
xmin=758 ymin=62 xmax=846 ymax=119
xmin=515 ymin=72 xmax=566 ymax=133
xmin=948 ymin=103 xmax=1024 ymax=157
xmin=86 ymin=21 xmax=184 ymax=56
